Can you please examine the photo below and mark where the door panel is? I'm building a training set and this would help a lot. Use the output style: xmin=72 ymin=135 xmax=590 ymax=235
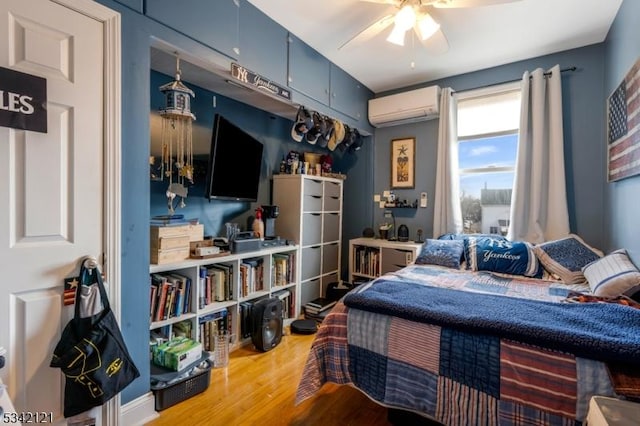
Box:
xmin=0 ymin=0 xmax=104 ymax=420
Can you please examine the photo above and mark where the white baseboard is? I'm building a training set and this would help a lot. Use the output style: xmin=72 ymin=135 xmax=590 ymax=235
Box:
xmin=121 ymin=392 xmax=158 ymax=426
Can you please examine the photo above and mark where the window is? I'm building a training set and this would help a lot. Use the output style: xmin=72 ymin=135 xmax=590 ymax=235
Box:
xmin=456 ymin=83 xmax=521 ymax=235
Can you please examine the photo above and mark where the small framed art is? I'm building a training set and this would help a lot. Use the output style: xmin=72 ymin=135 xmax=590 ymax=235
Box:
xmin=390 ymin=137 xmax=415 ymax=189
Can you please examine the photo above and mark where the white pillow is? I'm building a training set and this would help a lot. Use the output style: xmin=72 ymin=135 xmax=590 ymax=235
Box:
xmin=582 ymin=249 xmax=640 ymax=297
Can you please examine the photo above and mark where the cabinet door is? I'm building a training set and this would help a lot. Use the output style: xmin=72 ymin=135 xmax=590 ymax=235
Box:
xmin=330 ymin=63 xmax=370 ymax=121
xmin=146 ymin=0 xmax=240 ymax=60
xmin=323 ymin=181 xmax=342 ymax=211
xmin=301 ymin=278 xmax=321 ymax=305
xmin=381 ymin=247 xmax=414 ymax=274
xmin=302 ymin=213 xmax=322 ymax=246
xmin=301 ymin=246 xmax=322 ymax=281
xmin=322 ymin=213 xmax=340 ymax=243
xmin=322 ymin=242 xmax=339 ymax=274
xmin=238 ymin=0 xmax=288 ymax=86
xmin=287 ymin=33 xmax=330 ymax=105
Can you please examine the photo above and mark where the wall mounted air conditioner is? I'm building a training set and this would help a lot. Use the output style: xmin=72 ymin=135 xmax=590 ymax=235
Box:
xmin=368 ymin=85 xmax=441 ymax=128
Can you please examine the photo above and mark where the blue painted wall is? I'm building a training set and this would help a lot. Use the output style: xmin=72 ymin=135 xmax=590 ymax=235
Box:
xmin=603 ymin=0 xmax=640 ymax=264
xmin=371 ymin=44 xmax=607 ymax=250
xmin=95 ymin=0 xmax=370 ymax=402
xmin=95 ymin=0 xmax=632 ymax=406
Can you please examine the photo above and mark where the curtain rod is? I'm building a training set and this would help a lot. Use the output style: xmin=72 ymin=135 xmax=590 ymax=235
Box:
xmin=452 ymin=66 xmax=577 ymax=95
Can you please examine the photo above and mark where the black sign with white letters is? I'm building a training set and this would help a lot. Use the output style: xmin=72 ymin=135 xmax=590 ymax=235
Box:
xmin=0 ymin=66 xmax=47 ymax=133
xmin=230 ymin=63 xmax=291 ymax=101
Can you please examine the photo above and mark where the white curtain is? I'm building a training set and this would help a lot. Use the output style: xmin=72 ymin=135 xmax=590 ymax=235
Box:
xmin=507 ymin=65 xmax=570 ymax=243
xmin=433 ymin=87 xmax=462 ymax=238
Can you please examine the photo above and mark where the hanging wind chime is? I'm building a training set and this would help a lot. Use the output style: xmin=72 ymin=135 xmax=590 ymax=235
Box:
xmin=159 ymin=55 xmax=196 ymax=214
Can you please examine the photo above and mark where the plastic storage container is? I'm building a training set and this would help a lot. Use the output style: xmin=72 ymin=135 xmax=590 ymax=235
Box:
xmin=151 ymin=353 xmax=212 ymax=411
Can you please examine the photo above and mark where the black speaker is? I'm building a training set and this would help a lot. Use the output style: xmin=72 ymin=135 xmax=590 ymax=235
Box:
xmin=251 ymin=298 xmax=283 ymax=352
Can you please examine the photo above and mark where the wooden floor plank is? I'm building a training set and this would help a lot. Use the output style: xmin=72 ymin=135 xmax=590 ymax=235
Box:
xmin=145 ymin=329 xmax=392 ymax=425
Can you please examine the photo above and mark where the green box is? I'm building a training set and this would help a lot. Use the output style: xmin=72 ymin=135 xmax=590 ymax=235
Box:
xmin=153 ymin=337 xmax=203 ymax=371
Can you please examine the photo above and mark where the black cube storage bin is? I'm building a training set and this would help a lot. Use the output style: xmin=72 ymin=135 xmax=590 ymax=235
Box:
xmin=151 ymin=356 xmax=212 ymax=411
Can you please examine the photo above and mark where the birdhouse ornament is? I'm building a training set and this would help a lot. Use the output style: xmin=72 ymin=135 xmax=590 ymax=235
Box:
xmin=159 ymin=55 xmax=196 ymax=214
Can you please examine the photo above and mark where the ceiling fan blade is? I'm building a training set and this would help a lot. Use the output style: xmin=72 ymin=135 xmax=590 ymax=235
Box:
xmin=339 ymin=13 xmax=395 ymax=50
xmin=432 ymin=0 xmax=521 ymax=8
xmin=418 ymin=27 xmax=449 ymax=55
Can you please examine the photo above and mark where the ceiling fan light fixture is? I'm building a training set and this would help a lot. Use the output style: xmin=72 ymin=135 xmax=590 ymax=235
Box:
xmin=395 ymin=5 xmax=416 ymax=31
xmin=386 ymin=5 xmax=416 ymax=46
xmin=386 ymin=24 xmax=407 ymax=46
xmin=416 ymin=13 xmax=440 ymax=41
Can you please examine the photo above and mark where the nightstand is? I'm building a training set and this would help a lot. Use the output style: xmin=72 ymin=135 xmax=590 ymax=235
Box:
xmin=586 ymin=396 xmax=640 ymax=425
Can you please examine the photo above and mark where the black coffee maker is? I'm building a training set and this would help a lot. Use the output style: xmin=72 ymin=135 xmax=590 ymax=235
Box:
xmin=261 ymin=205 xmax=279 ymax=239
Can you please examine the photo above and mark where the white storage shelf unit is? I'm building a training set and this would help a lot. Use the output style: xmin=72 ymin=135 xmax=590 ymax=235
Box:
xmin=149 ymin=244 xmax=299 ymax=351
xmin=273 ymin=175 xmax=343 ymax=306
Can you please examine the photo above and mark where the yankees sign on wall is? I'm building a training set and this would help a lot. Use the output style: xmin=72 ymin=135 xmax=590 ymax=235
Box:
xmin=0 ymin=66 xmax=47 ymax=133
xmin=230 ymin=63 xmax=291 ymax=101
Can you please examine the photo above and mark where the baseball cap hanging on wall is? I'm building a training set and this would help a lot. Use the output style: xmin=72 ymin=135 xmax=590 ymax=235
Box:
xmin=291 ymin=106 xmax=313 ymax=142
xmin=317 ymin=115 xmax=334 ymax=148
xmin=305 ymin=112 xmax=325 ymax=145
xmin=348 ymin=129 xmax=363 ymax=153
xmin=328 ymin=119 xmax=345 ymax=151
xmin=339 ymin=124 xmax=354 ymax=152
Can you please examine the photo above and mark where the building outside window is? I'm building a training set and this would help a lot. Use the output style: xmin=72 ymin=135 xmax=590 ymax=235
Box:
xmin=457 ymin=83 xmax=521 ymax=234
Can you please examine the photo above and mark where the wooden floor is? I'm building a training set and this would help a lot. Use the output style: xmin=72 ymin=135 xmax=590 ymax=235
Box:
xmin=145 ymin=328 xmax=392 ymax=426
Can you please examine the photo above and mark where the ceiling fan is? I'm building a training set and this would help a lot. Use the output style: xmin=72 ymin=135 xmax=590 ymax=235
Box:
xmin=339 ymin=0 xmax=521 ymax=54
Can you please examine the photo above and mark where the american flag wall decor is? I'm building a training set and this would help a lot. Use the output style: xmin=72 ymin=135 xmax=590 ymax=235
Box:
xmin=607 ymin=57 xmax=640 ymax=182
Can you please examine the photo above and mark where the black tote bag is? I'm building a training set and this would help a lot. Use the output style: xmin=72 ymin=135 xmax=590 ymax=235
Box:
xmin=50 ymin=264 xmax=140 ymax=418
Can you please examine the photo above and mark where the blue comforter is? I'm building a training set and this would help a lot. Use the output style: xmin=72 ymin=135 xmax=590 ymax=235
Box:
xmin=343 ymin=277 xmax=640 ymax=364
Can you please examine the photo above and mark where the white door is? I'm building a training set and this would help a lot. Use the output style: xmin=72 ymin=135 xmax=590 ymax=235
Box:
xmin=0 ymin=0 xmax=120 ymax=422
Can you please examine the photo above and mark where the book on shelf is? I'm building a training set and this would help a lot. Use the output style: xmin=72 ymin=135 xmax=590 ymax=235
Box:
xmin=149 ymin=278 xmax=158 ymax=323
xmin=149 ymin=272 xmax=192 ymax=323
xmin=199 ymin=267 xmax=208 ymax=309
xmin=151 ymin=274 xmax=171 ymax=322
xmin=272 ymin=252 xmax=296 ymax=286
xmin=240 ymin=258 xmax=264 ymax=297
xmin=272 ymin=289 xmax=293 ymax=319
xmin=208 ymin=263 xmax=233 ymax=301
xmin=198 ymin=309 xmax=228 ymax=351
xmin=239 ymin=301 xmax=254 ymax=339
xmin=166 ymin=274 xmax=184 ymax=317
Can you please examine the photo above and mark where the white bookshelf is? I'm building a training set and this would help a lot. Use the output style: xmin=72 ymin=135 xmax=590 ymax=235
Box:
xmin=148 ymin=244 xmax=299 ymax=351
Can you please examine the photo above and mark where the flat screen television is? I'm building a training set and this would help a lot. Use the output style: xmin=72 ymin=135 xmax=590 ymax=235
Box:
xmin=205 ymin=114 xmax=264 ymax=201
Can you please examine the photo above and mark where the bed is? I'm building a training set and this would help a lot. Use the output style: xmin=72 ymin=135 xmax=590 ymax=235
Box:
xmin=295 ymin=235 xmax=640 ymax=425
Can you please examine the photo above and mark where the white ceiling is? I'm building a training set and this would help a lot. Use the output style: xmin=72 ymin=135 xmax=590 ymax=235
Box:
xmin=248 ymin=0 xmax=623 ymax=93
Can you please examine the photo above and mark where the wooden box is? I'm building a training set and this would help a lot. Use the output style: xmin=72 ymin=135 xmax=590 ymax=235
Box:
xmin=151 ymin=235 xmax=191 ymax=251
xmin=187 ymin=224 xmax=204 ymax=242
xmin=151 ymin=224 xmax=191 ymax=240
xmin=150 ymin=247 xmax=190 ymax=265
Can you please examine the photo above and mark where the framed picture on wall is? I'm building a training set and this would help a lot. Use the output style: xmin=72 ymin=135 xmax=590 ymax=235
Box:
xmin=390 ymin=137 xmax=415 ymax=189
xmin=607 ymin=56 xmax=640 ymax=182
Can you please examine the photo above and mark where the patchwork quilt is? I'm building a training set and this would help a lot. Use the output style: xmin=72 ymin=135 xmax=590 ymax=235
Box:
xmin=295 ymin=265 xmax=639 ymax=425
